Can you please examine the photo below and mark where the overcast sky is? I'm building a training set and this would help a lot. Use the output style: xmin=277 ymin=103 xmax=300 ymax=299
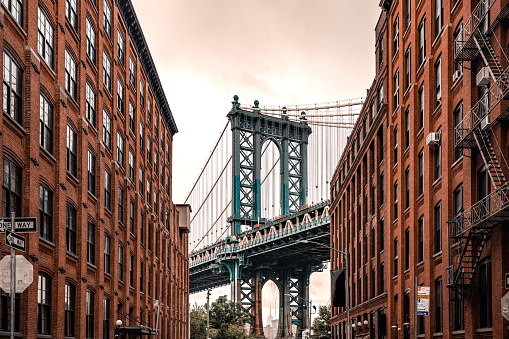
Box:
xmin=131 ymin=0 xmax=382 ymax=325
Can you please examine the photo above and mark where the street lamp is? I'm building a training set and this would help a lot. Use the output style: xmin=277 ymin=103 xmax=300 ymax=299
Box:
xmin=298 ymin=239 xmax=350 ymax=339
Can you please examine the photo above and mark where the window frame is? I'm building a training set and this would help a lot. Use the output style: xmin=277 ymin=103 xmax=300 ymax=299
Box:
xmin=39 ymin=183 xmax=53 ymax=242
xmin=39 ymin=93 xmax=53 ymax=154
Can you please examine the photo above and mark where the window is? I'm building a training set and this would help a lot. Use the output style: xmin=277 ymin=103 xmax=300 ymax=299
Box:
xmin=418 ymin=216 xmax=424 ymax=262
xmin=87 ymin=220 xmax=95 ymax=265
xmin=66 ymin=204 xmax=76 ymax=254
xmin=453 ymin=22 xmax=463 ymax=77
xmin=155 ymin=116 xmax=159 ymax=141
xmin=129 ymin=56 xmax=136 ymax=87
xmin=103 ymin=51 xmax=111 ymax=93
xmin=393 ymin=237 xmax=398 ymax=277
xmin=104 ymin=233 xmax=111 ymax=274
xmin=66 ymin=124 xmax=77 ymax=176
xmin=118 ymin=186 xmax=124 ymax=225
xmin=369 ymin=100 xmax=375 ymax=125
xmin=140 ymin=81 xmax=145 ymax=109
xmin=405 ymin=167 xmax=410 ymax=209
xmin=148 ymin=268 xmax=151 ymax=297
xmin=65 ymin=283 xmax=75 ymax=336
xmin=86 ymin=18 xmax=96 ymax=64
xmin=88 ymin=149 xmax=96 ymax=194
xmin=404 ymin=46 xmax=411 ymax=90
xmin=139 ymin=122 xmax=144 ymax=151
xmin=380 ymin=262 xmax=385 ymax=293
xmin=140 ymin=212 xmax=144 ymax=244
xmin=103 ymin=297 xmax=110 ymax=339
xmin=3 ymin=51 xmax=23 ymax=123
xmin=130 ymin=200 xmax=135 ymax=234
xmin=378 ymin=36 xmax=383 ymax=68
xmin=65 ymin=0 xmax=77 ymax=31
xmin=479 ymin=259 xmax=492 ymax=328
xmin=139 ymin=166 xmax=144 ymax=199
xmin=378 ymin=83 xmax=383 ymax=110
xmin=418 ymin=83 xmax=424 ymax=131
xmin=40 ymin=93 xmax=53 ymax=154
xmin=39 ymin=183 xmax=53 ymax=241
xmin=105 ymin=170 xmax=111 ymax=211
xmin=129 ymin=253 xmax=134 ymax=287
xmin=453 ymin=102 xmax=463 ymax=160
xmin=434 ymin=128 xmax=442 ymax=179
xmin=140 ymin=261 xmax=144 ymax=292
xmin=393 ymin=126 xmax=398 ymax=164
xmin=117 ymin=79 xmax=124 ymax=116
xmin=434 ymin=277 xmax=442 ymax=333
xmin=86 ymin=290 xmax=94 ymax=338
xmin=118 ymin=244 xmax=124 ymax=282
xmin=147 ymin=137 xmax=152 ymax=163
xmin=393 ymin=69 xmax=399 ymax=111
xmin=434 ymin=56 xmax=442 ymax=108
xmin=404 ymin=107 xmax=409 ymax=150
xmin=100 ymin=111 xmax=111 ymax=150
xmin=117 ymin=29 xmax=125 ymax=65
xmin=129 ymin=101 xmax=135 ymax=134
xmin=434 ymin=202 xmax=442 ymax=253
xmin=404 ymin=228 xmax=410 ymax=270
xmin=147 ymin=98 xmax=152 ymax=125
xmin=103 ymin=0 xmax=111 ymax=37
xmin=453 ymin=185 xmax=463 ymax=234
xmin=379 ymin=173 xmax=384 ymax=207
xmin=418 ymin=16 xmax=426 ymax=66
xmin=38 ymin=7 xmax=54 ymax=68
xmin=84 ymin=82 xmax=97 ymax=127
xmin=166 ymin=174 xmax=170 ymax=196
xmin=418 ymin=149 xmax=424 ymax=196
xmin=65 ymin=49 xmax=77 ymax=100
xmin=3 ymin=155 xmax=22 ymax=217
xmin=434 ymin=0 xmax=443 ymax=39
xmin=453 ymin=290 xmax=464 ymax=331
xmin=404 ymin=0 xmax=411 ymax=30
xmin=117 ymin=131 xmax=124 ymax=168
xmin=37 ymin=273 xmax=51 ymax=334
xmin=394 ymin=181 xmax=398 ymax=220
xmin=129 ymin=150 xmax=135 ymax=182
xmin=147 ymin=180 xmax=151 ymax=207
xmin=393 ymin=16 xmax=399 ymax=56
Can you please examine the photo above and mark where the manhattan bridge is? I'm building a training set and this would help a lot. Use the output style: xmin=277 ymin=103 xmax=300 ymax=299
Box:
xmin=187 ymin=95 xmax=363 ymax=338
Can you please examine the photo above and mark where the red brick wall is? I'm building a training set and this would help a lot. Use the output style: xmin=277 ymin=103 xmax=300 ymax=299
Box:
xmin=0 ymin=0 xmax=188 ymax=338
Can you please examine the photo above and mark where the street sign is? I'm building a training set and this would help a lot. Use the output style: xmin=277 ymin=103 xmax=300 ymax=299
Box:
xmin=505 ymin=273 xmax=509 ymax=289
xmin=417 ymin=286 xmax=430 ymax=316
xmin=502 ymin=291 xmax=509 ymax=321
xmin=5 ymin=231 xmax=25 ymax=252
xmin=0 ymin=255 xmax=33 ymax=293
xmin=0 ymin=217 xmax=37 ymax=233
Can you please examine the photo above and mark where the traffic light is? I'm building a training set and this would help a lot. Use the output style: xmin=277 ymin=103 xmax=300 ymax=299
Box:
xmin=330 ymin=269 xmax=346 ymax=307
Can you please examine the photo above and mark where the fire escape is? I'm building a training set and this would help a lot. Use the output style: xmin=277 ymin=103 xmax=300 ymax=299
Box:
xmin=447 ymin=0 xmax=509 ymax=292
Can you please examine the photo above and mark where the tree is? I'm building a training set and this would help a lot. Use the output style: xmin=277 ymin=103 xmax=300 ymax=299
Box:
xmin=311 ymin=305 xmax=331 ymax=339
xmin=190 ymin=305 xmax=207 ymax=339
xmin=209 ymin=295 xmax=249 ymax=339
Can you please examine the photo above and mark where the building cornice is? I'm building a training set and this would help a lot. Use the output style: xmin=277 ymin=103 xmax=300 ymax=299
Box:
xmin=116 ymin=0 xmax=179 ymax=137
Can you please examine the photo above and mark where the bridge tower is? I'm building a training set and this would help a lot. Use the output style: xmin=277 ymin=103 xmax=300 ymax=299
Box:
xmin=228 ymin=95 xmax=312 ymax=235
xmin=226 ymin=96 xmax=313 ymax=338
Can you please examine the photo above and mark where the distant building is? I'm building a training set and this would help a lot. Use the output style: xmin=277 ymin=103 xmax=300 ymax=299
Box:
xmin=330 ymin=0 xmax=509 ymax=338
xmin=0 ymin=0 xmax=189 ymax=338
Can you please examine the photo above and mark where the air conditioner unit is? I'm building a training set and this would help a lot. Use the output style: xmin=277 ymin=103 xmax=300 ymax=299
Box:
xmin=480 ymin=114 xmax=491 ymax=129
xmin=453 ymin=70 xmax=462 ymax=81
xmin=477 ymin=67 xmax=490 ymax=86
xmin=426 ymin=132 xmax=441 ymax=146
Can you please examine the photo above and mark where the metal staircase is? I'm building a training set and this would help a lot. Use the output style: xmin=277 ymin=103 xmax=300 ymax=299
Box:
xmin=447 ymin=0 xmax=509 ymax=292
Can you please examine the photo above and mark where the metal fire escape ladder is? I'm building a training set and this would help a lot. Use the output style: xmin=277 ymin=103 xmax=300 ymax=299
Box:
xmin=447 ymin=0 xmax=509 ymax=291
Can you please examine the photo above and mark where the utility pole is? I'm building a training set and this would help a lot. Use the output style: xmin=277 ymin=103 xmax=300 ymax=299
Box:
xmin=206 ymin=289 xmax=211 ymax=339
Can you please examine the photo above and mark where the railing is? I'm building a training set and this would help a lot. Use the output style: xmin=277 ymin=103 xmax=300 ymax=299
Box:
xmin=451 ymin=182 xmax=509 ymax=238
xmin=189 ymin=215 xmax=330 ymax=268
xmin=454 ymin=65 xmax=509 ymax=147
xmin=455 ymin=0 xmax=495 ymax=60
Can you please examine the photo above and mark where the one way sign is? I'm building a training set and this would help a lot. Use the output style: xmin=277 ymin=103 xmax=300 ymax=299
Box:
xmin=6 ymin=231 xmax=25 ymax=252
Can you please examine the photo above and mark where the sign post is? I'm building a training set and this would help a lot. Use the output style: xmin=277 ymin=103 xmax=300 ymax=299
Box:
xmin=501 ymin=291 xmax=509 ymax=321
xmin=10 ymin=212 xmax=15 ymax=339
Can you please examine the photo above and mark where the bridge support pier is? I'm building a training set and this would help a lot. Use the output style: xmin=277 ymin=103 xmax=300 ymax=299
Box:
xmin=278 ymin=269 xmax=293 ymax=339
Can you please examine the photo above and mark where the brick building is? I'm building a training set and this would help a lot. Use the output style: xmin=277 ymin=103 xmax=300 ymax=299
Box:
xmin=330 ymin=0 xmax=509 ymax=338
xmin=0 ymin=0 xmax=189 ymax=338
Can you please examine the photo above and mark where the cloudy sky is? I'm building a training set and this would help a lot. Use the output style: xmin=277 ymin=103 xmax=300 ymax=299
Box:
xmin=131 ymin=0 xmax=382 ymax=325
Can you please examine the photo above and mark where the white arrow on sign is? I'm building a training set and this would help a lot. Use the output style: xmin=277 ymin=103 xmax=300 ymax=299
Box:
xmin=0 ymin=255 xmax=33 ymax=293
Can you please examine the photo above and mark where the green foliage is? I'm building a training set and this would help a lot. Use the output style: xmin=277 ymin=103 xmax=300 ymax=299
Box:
xmin=311 ymin=305 xmax=331 ymax=339
xmin=190 ymin=305 xmax=207 ymax=339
